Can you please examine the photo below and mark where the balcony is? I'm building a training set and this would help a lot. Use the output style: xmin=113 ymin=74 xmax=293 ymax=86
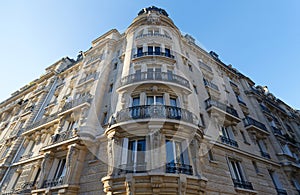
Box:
xmin=42 ymin=177 xmax=64 ymax=188
xmin=136 ymin=33 xmax=172 ymax=40
xmin=205 ymin=98 xmax=240 ymax=125
xmin=51 ymin=129 xmax=77 ymax=144
xmin=113 ymin=105 xmax=198 ymax=126
xmin=220 ymin=136 xmax=238 ymax=147
xmin=260 ymin=151 xmax=271 ymax=159
xmin=20 ymin=152 xmax=33 ymax=161
xmin=272 ymin=126 xmax=284 ymax=136
xmin=60 ymin=94 xmax=92 ymax=114
xmin=132 ymin=51 xmax=175 ymax=62
xmin=275 ymin=188 xmax=287 ymax=195
xmin=78 ymin=72 xmax=98 ymax=85
xmin=232 ymin=179 xmax=254 ymax=190
xmin=243 ymin=116 xmax=269 ymax=135
xmin=166 ymin=162 xmax=193 ymax=175
xmin=118 ymin=163 xmax=147 ymax=174
xmin=24 ymin=113 xmax=58 ymax=133
xmin=118 ymin=72 xmax=190 ymax=90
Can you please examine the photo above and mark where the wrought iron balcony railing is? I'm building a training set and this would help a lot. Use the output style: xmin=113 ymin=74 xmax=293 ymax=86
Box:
xmin=237 ymin=98 xmax=247 ymax=107
xmin=118 ymin=163 xmax=147 ymax=174
xmin=51 ymin=129 xmax=77 ymax=144
xmin=60 ymin=94 xmax=92 ymax=113
xmin=20 ymin=152 xmax=33 ymax=161
xmin=272 ymin=126 xmax=284 ymax=136
xmin=113 ymin=105 xmax=197 ymax=125
xmin=119 ymin=72 xmax=190 ymax=89
xmin=205 ymin=98 xmax=239 ymax=118
xmin=133 ymin=51 xmax=175 ymax=59
xmin=136 ymin=33 xmax=172 ymax=40
xmin=260 ymin=151 xmax=271 ymax=159
xmin=24 ymin=113 xmax=58 ymax=132
xmin=199 ymin=61 xmax=213 ymax=72
xmin=232 ymin=179 xmax=254 ymax=190
xmin=203 ymin=79 xmax=219 ymax=91
xmin=166 ymin=162 xmax=193 ymax=175
xmin=243 ymin=116 xmax=268 ymax=132
xmin=78 ymin=72 xmax=98 ymax=85
xmin=42 ymin=176 xmax=64 ymax=188
xmin=220 ymin=136 xmax=238 ymax=147
xmin=275 ymin=188 xmax=288 ymax=195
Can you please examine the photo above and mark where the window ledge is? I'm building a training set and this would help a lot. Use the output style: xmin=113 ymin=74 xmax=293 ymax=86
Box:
xmin=235 ymin=187 xmax=257 ymax=194
xmin=209 ymin=160 xmax=219 ymax=165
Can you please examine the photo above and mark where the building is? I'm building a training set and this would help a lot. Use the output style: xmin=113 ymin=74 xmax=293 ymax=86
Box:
xmin=0 ymin=6 xmax=300 ymax=195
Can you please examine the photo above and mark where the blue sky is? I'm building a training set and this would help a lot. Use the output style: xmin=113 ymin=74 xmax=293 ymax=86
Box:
xmin=0 ymin=1 xmax=299 ymax=109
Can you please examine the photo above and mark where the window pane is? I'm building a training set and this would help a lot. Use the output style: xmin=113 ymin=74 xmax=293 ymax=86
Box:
xmin=170 ymin=98 xmax=177 ymax=107
xmin=156 ymin=96 xmax=164 ymax=105
xmin=166 ymin=140 xmax=175 ymax=163
xmin=147 ymin=96 xmax=154 ymax=105
xmin=136 ymin=139 xmax=146 ymax=164
xmin=132 ymin=97 xmax=140 ymax=106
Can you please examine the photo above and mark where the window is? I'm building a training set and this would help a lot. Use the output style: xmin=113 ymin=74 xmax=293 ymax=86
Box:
xmin=113 ymin=62 xmax=118 ymax=70
xmin=121 ymin=138 xmax=146 ymax=173
xmin=148 ymin=46 xmax=161 ymax=55
xmin=193 ymin=85 xmax=198 ymax=94
xmin=53 ymin=158 xmax=67 ymax=183
xmin=257 ymin=139 xmax=270 ymax=159
xmin=109 ymin=83 xmax=113 ymax=93
xmin=165 ymin=48 xmax=171 ymax=57
xmin=170 ymin=98 xmax=177 ymax=107
xmin=228 ymin=159 xmax=253 ymax=190
xmin=281 ymin=143 xmax=293 ymax=156
xmin=131 ymin=97 xmax=140 ymax=118
xmin=147 ymin=95 xmax=164 ymax=105
xmin=135 ymin=69 xmax=141 ymax=80
xmin=292 ymin=178 xmax=300 ymax=192
xmin=147 ymin=68 xmax=161 ymax=79
xmin=148 ymin=28 xmax=159 ymax=35
xmin=240 ymin=131 xmax=249 ymax=144
xmin=0 ymin=146 xmax=10 ymax=159
xmin=269 ymin=170 xmax=286 ymax=194
xmin=220 ymin=126 xmax=238 ymax=147
xmin=102 ymin=112 xmax=108 ymax=125
xmin=165 ymin=139 xmax=192 ymax=175
xmin=208 ymin=149 xmax=215 ymax=161
xmin=188 ymin=64 xmax=193 ymax=72
xmin=252 ymin=161 xmax=259 ymax=174
xmin=67 ymin=120 xmax=77 ymax=131
xmin=137 ymin=47 xmax=143 ymax=57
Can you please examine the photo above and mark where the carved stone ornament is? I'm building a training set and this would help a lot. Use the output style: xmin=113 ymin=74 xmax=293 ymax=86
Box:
xmin=147 ymin=12 xmax=161 ymax=24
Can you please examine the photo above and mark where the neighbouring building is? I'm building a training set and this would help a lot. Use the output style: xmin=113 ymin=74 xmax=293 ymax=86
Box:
xmin=0 ymin=6 xmax=299 ymax=195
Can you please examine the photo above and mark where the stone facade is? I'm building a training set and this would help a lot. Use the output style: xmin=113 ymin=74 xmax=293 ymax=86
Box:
xmin=0 ymin=6 xmax=300 ymax=195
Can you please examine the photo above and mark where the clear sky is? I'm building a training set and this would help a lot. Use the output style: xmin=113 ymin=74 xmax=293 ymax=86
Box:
xmin=0 ymin=1 xmax=299 ymax=109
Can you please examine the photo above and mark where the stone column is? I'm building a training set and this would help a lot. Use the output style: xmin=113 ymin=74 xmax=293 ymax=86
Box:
xmin=149 ymin=127 xmax=163 ymax=172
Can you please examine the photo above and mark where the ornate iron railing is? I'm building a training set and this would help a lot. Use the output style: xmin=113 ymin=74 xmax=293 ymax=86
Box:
xmin=24 ymin=113 xmax=58 ymax=132
xmin=243 ymin=116 xmax=268 ymax=132
xmin=260 ymin=151 xmax=271 ymax=159
xmin=166 ymin=162 xmax=193 ymax=175
xmin=119 ymin=72 xmax=190 ymax=88
xmin=42 ymin=176 xmax=64 ymax=188
xmin=220 ymin=136 xmax=238 ymax=147
xmin=78 ymin=72 xmax=98 ymax=85
xmin=203 ymin=79 xmax=219 ymax=91
xmin=60 ymin=94 xmax=92 ymax=113
xmin=275 ymin=188 xmax=288 ymax=195
xmin=114 ymin=105 xmax=197 ymax=125
xmin=118 ymin=163 xmax=147 ymax=174
xmin=136 ymin=33 xmax=172 ymax=40
xmin=51 ymin=129 xmax=77 ymax=144
xmin=205 ymin=98 xmax=239 ymax=118
xmin=133 ymin=51 xmax=175 ymax=59
xmin=232 ymin=179 xmax=254 ymax=190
